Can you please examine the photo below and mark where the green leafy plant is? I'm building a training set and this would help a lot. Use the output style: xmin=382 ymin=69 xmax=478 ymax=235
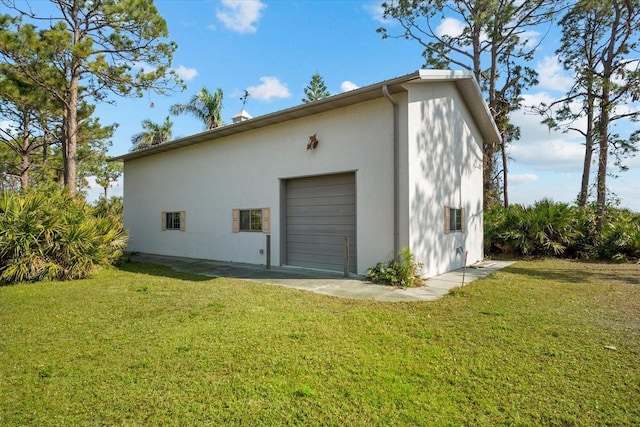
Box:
xmin=366 ymin=247 xmax=424 ymax=288
xmin=485 ymin=200 xmax=640 ymax=261
xmin=93 ymin=196 xmax=123 ymax=222
xmin=0 ymin=185 xmax=128 ymax=284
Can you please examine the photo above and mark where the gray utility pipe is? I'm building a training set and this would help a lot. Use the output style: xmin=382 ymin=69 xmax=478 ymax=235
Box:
xmin=382 ymin=85 xmax=400 ymax=258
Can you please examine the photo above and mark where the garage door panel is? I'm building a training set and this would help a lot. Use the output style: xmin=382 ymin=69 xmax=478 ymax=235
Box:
xmin=287 ymin=216 xmax=356 ymax=226
xmin=286 ymin=194 xmax=355 ymax=207
xmin=287 ymin=252 xmax=346 ymax=267
xmin=286 ymin=173 xmax=356 ymax=273
xmin=287 ymin=234 xmax=352 ymax=245
xmin=287 ymin=223 xmax=355 ymax=236
xmin=287 ymin=175 xmax=355 ymax=189
xmin=287 ymin=205 xmax=356 ymax=217
xmin=287 ymin=242 xmax=347 ymax=256
xmin=286 ymin=258 xmax=347 ymax=272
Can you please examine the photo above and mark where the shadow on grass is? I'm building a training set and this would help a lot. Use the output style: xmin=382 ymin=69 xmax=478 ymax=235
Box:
xmin=504 ymin=260 xmax=640 ymax=286
xmin=117 ymin=261 xmax=213 ymax=282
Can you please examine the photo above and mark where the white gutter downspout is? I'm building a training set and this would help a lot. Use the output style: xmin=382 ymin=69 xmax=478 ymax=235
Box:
xmin=382 ymin=85 xmax=400 ymax=258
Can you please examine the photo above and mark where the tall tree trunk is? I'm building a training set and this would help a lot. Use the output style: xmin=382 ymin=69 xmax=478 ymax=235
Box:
xmin=501 ymin=136 xmax=509 ymax=208
xmin=578 ymin=92 xmax=595 ymax=207
xmin=595 ymin=98 xmax=609 ymax=233
xmin=20 ymin=151 xmax=29 ymax=189
xmin=595 ymin=0 xmax=622 ymax=232
xmin=20 ymin=114 xmax=29 ymax=189
xmin=64 ymin=15 xmax=81 ymax=197
xmin=63 ymin=89 xmax=78 ymax=196
xmin=41 ymin=138 xmax=48 ymax=181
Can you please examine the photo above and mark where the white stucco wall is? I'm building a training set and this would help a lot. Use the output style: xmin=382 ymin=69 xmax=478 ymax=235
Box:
xmin=123 ymin=97 xmax=400 ymax=274
xmin=404 ymin=82 xmax=485 ymax=277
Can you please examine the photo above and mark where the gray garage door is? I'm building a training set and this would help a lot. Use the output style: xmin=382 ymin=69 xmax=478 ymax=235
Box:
xmin=285 ymin=173 xmax=356 ymax=273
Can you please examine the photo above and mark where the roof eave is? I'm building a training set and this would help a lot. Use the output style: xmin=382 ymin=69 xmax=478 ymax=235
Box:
xmin=110 ymin=70 xmax=500 ymax=162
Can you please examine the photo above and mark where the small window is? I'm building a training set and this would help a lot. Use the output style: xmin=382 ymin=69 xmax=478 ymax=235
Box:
xmin=233 ymin=208 xmax=270 ymax=233
xmin=240 ymin=209 xmax=262 ymax=231
xmin=162 ymin=211 xmax=185 ymax=231
xmin=444 ymin=206 xmax=465 ymax=234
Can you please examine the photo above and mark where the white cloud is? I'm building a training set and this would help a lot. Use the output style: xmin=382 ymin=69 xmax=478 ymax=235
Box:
xmin=436 ymin=17 xmax=465 ymax=38
xmin=521 ymin=29 xmax=541 ymax=49
xmin=247 ymin=76 xmax=290 ymax=101
xmin=518 ymin=92 xmax=587 ymax=137
xmin=175 ymin=65 xmax=198 ymax=81
xmin=216 ymin=0 xmax=266 ymax=34
xmin=84 ymin=176 xmax=123 ymax=204
xmin=611 ymin=177 xmax=640 ymax=212
xmin=363 ymin=3 xmax=386 ymax=23
xmin=0 ymin=120 xmax=14 ymax=132
xmin=536 ymin=56 xmax=574 ymax=92
xmin=510 ymin=135 xmax=585 ymax=172
xmin=510 ymin=92 xmax=586 ymax=172
xmin=132 ymin=61 xmax=156 ymax=73
xmin=340 ymin=81 xmax=359 ymax=92
xmin=510 ymin=173 xmax=538 ymax=186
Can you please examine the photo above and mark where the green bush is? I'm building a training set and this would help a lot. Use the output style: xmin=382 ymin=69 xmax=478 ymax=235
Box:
xmin=501 ymin=199 xmax=577 ymax=256
xmin=485 ymin=200 xmax=640 ymax=261
xmin=93 ymin=196 xmax=123 ymax=221
xmin=597 ymin=208 xmax=640 ymax=261
xmin=366 ymin=247 xmax=424 ymax=288
xmin=0 ymin=185 xmax=128 ymax=284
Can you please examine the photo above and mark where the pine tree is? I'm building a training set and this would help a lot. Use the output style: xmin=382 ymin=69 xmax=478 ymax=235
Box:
xmin=302 ymin=73 xmax=330 ymax=103
xmin=378 ymin=0 xmax=558 ymax=209
xmin=0 ymin=1 xmax=181 ymax=196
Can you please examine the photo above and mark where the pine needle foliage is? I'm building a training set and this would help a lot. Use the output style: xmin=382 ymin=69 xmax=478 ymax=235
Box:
xmin=302 ymin=73 xmax=330 ymax=103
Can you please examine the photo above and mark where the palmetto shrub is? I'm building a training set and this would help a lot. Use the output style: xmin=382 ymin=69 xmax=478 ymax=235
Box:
xmin=93 ymin=196 xmax=123 ymax=222
xmin=596 ymin=207 xmax=640 ymax=261
xmin=485 ymin=200 xmax=640 ymax=261
xmin=487 ymin=200 xmax=577 ymax=257
xmin=0 ymin=186 xmax=128 ymax=284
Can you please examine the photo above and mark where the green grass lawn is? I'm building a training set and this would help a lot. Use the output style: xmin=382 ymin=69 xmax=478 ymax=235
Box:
xmin=0 ymin=259 xmax=638 ymax=426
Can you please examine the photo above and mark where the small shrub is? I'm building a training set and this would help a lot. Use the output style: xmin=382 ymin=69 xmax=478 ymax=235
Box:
xmin=485 ymin=201 xmax=640 ymax=262
xmin=93 ymin=196 xmax=123 ymax=221
xmin=366 ymin=247 xmax=424 ymax=288
xmin=0 ymin=185 xmax=128 ymax=284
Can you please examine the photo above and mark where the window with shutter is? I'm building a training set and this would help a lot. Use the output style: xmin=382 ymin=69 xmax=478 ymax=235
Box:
xmin=234 ymin=208 xmax=270 ymax=232
xmin=445 ymin=206 xmax=465 ymax=233
xmin=162 ymin=211 xmax=184 ymax=230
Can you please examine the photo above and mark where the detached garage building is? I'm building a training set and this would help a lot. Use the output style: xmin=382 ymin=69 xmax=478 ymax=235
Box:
xmin=113 ymin=70 xmax=501 ymax=278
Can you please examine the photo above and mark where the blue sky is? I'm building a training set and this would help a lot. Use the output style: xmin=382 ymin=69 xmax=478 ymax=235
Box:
xmin=14 ymin=0 xmax=639 ymax=210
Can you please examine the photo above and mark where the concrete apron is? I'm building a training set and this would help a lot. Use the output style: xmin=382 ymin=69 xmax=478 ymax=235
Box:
xmin=130 ymin=253 xmax=515 ymax=303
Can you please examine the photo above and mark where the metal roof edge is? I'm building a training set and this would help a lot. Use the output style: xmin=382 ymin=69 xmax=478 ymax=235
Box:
xmin=110 ymin=69 xmax=501 ymax=162
xmin=110 ymin=71 xmax=423 ymax=162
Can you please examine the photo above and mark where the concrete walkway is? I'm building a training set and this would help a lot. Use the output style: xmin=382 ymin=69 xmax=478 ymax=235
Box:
xmin=130 ymin=253 xmax=515 ymax=302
